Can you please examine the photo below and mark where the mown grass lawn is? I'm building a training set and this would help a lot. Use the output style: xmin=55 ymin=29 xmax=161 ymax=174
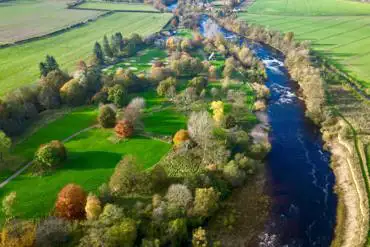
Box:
xmin=143 ymin=108 xmax=187 ymax=136
xmin=0 ymin=12 xmax=172 ymax=96
xmin=106 ymin=48 xmax=167 ymax=74
xmin=77 ymin=1 xmax=159 ymax=11
xmin=12 ymin=106 xmax=98 ymax=161
xmin=0 ymin=128 xmax=170 ymax=220
xmin=239 ymin=0 xmax=370 ymax=89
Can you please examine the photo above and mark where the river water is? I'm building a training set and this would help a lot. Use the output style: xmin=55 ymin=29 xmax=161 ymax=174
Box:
xmin=199 ymin=16 xmax=337 ymax=247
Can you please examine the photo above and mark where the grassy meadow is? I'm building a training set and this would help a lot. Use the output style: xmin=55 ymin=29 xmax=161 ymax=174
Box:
xmin=77 ymin=1 xmax=159 ymax=11
xmin=0 ymin=0 xmax=102 ymax=44
xmin=0 ymin=12 xmax=172 ymax=96
xmin=0 ymin=129 xmax=170 ymax=220
xmin=240 ymin=0 xmax=370 ymax=89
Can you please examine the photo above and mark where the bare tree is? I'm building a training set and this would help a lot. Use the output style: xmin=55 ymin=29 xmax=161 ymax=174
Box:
xmin=187 ymin=111 xmax=215 ymax=163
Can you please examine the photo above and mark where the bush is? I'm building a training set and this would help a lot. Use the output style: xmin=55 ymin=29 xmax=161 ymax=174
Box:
xmin=224 ymin=115 xmax=236 ymax=129
xmin=35 ymin=217 xmax=71 ymax=247
xmin=55 ymin=184 xmax=87 ymax=220
xmin=192 ymin=187 xmax=219 ymax=217
xmin=2 ymin=191 xmax=16 ymax=219
xmin=109 ymin=155 xmax=151 ymax=196
xmin=150 ymin=165 xmax=168 ymax=191
xmin=192 ymin=227 xmax=208 ymax=247
xmin=1 ymin=220 xmax=36 ymax=247
xmin=98 ymin=105 xmax=116 ymax=128
xmin=34 ymin=140 xmax=67 ymax=172
xmin=167 ymin=218 xmax=188 ymax=246
xmin=115 ymin=120 xmax=134 ymax=139
xmin=173 ymin=129 xmax=190 ymax=147
xmin=223 ymin=161 xmax=246 ymax=187
xmin=156 ymin=77 xmax=177 ymax=97
xmin=104 ymin=218 xmax=137 ymax=247
xmin=85 ymin=193 xmax=102 ymax=220
xmin=166 ymin=184 xmax=192 ymax=210
xmin=188 ymin=76 xmax=208 ymax=94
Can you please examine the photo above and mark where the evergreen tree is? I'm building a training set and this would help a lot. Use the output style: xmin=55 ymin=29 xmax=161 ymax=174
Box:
xmin=103 ymin=35 xmax=113 ymax=58
xmin=93 ymin=42 xmax=104 ymax=65
xmin=39 ymin=62 xmax=48 ymax=77
xmin=46 ymin=55 xmax=59 ymax=71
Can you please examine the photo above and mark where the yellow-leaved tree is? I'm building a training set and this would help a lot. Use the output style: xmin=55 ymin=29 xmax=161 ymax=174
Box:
xmin=210 ymin=101 xmax=224 ymax=125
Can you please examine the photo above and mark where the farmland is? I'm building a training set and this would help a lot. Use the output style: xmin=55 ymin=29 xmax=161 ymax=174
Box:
xmin=0 ymin=12 xmax=172 ymax=96
xmin=240 ymin=0 xmax=370 ymax=90
xmin=0 ymin=0 xmax=102 ymax=44
xmin=77 ymin=1 xmax=159 ymax=11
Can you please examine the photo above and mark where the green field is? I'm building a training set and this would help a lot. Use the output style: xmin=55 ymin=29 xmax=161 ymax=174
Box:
xmin=143 ymin=108 xmax=187 ymax=136
xmin=0 ymin=0 xmax=101 ymax=44
xmin=106 ymin=48 xmax=168 ymax=74
xmin=77 ymin=1 xmax=159 ymax=11
xmin=0 ymin=129 xmax=170 ymax=220
xmin=0 ymin=12 xmax=172 ymax=96
xmin=12 ymin=106 xmax=98 ymax=161
xmin=246 ymin=0 xmax=370 ymax=16
xmin=240 ymin=0 xmax=370 ymax=89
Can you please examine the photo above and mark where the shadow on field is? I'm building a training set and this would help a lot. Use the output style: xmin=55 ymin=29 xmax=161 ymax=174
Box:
xmin=63 ymin=151 xmax=122 ymax=170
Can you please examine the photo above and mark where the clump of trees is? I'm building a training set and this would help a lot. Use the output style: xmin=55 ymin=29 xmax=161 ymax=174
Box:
xmin=98 ymin=105 xmax=116 ymax=128
xmin=55 ymin=184 xmax=87 ymax=220
xmin=34 ymin=140 xmax=67 ymax=174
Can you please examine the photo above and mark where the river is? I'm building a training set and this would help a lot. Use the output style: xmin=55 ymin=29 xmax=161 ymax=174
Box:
xmin=199 ymin=16 xmax=337 ymax=247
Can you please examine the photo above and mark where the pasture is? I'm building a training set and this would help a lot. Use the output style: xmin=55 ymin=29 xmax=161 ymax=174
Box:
xmin=240 ymin=0 xmax=370 ymax=89
xmin=0 ymin=12 xmax=172 ymax=96
xmin=0 ymin=0 xmax=101 ymax=44
xmin=77 ymin=1 xmax=159 ymax=11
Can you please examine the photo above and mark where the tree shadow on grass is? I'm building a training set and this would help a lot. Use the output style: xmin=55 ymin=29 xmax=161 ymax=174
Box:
xmin=62 ymin=151 xmax=123 ymax=171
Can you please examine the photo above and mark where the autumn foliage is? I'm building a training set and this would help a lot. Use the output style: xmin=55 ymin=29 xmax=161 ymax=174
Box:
xmin=115 ymin=120 xmax=134 ymax=139
xmin=55 ymin=184 xmax=87 ymax=220
xmin=173 ymin=129 xmax=190 ymax=147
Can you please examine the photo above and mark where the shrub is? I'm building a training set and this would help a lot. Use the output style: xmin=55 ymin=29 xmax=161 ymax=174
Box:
xmin=35 ymin=217 xmax=71 ymax=247
xmin=98 ymin=105 xmax=116 ymax=128
xmin=166 ymin=184 xmax=192 ymax=210
xmin=223 ymin=161 xmax=246 ymax=187
xmin=85 ymin=193 xmax=102 ymax=220
xmin=109 ymin=156 xmax=151 ymax=196
xmin=150 ymin=165 xmax=168 ymax=191
xmin=55 ymin=184 xmax=87 ymax=220
xmin=224 ymin=115 xmax=236 ymax=128
xmin=192 ymin=227 xmax=208 ymax=247
xmin=167 ymin=218 xmax=188 ymax=246
xmin=115 ymin=120 xmax=134 ymax=139
xmin=104 ymin=218 xmax=137 ymax=247
xmin=192 ymin=187 xmax=219 ymax=217
xmin=188 ymin=76 xmax=208 ymax=94
xmin=108 ymin=84 xmax=127 ymax=107
xmin=173 ymin=129 xmax=190 ymax=147
xmin=157 ymin=77 xmax=177 ymax=97
xmin=99 ymin=204 xmax=125 ymax=225
xmin=2 ymin=191 xmax=16 ymax=220
xmin=34 ymin=140 xmax=67 ymax=172
xmin=253 ymin=100 xmax=266 ymax=111
xmin=1 ymin=220 xmax=36 ymax=247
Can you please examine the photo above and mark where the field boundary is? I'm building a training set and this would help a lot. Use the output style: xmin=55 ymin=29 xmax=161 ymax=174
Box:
xmin=0 ymin=11 xmax=113 ymax=49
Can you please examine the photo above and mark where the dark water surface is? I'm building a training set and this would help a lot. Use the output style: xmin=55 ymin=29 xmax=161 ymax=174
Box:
xmin=199 ymin=16 xmax=337 ymax=247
